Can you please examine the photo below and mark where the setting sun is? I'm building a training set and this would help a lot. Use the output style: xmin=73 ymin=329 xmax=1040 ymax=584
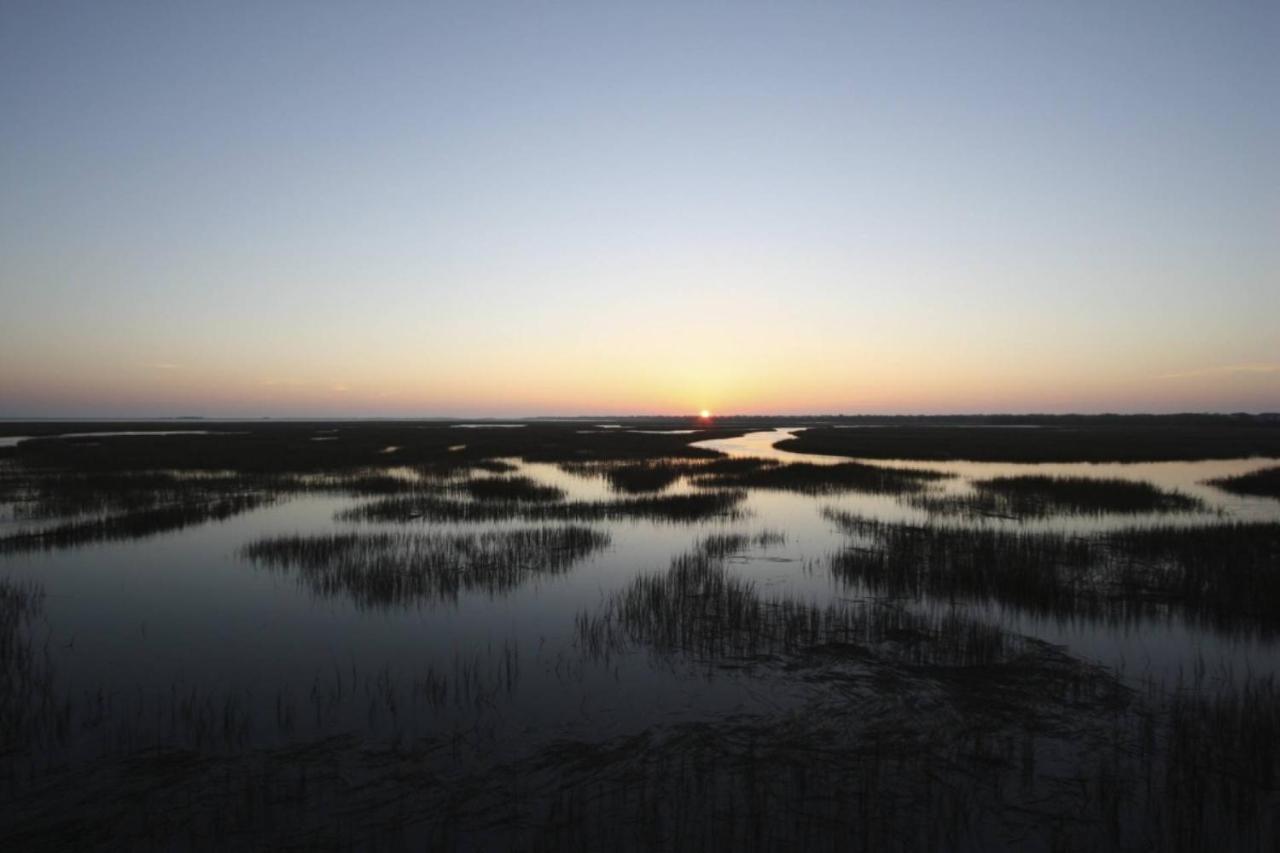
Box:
xmin=699 ymin=409 xmax=712 ymax=419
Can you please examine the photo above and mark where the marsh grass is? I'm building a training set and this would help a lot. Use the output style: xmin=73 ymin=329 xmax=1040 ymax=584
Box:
xmin=825 ymin=510 xmax=1280 ymax=632
xmin=601 ymin=461 xmax=687 ymax=494
xmin=0 ymin=578 xmax=67 ymax=756
xmin=243 ymin=526 xmax=609 ymax=606
xmin=576 ymin=548 xmax=1015 ymax=667
xmin=1207 ymin=465 xmax=1280 ymax=499
xmin=961 ymin=475 xmax=1202 ymax=517
xmin=558 ymin=456 xmax=779 ymax=494
xmin=778 ymin=420 xmax=1280 ymax=462
xmin=693 ymin=460 xmax=950 ymax=495
xmin=0 ymin=494 xmax=273 ymax=553
xmin=4 ymin=666 xmax=1275 ymax=852
xmin=456 ymin=475 xmax=566 ymax=503
xmin=695 ymin=530 xmax=786 ymax=559
xmin=339 ymin=490 xmax=748 ymax=524
xmin=907 ymin=475 xmax=1206 ymax=520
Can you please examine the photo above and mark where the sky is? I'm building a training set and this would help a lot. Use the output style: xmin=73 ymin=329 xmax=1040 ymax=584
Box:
xmin=1 ymin=1 xmax=1277 ymax=418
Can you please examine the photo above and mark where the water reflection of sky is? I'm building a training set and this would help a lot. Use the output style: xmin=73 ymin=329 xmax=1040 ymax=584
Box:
xmin=1 ymin=428 xmax=1278 ymax=758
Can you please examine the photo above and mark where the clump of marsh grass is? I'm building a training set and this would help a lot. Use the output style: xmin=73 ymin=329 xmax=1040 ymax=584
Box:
xmin=455 ymin=475 xmax=566 ymax=503
xmin=695 ymin=530 xmax=786 ymax=559
xmin=0 ymin=494 xmax=273 ymax=553
xmin=1207 ymin=465 xmax=1280 ymax=499
xmin=602 ymin=461 xmax=687 ymax=494
xmin=576 ymin=548 xmax=1015 ymax=668
xmin=928 ymin=475 xmax=1204 ymax=518
xmin=0 ymin=578 xmax=67 ymax=753
xmin=825 ymin=510 xmax=1280 ymax=632
xmin=693 ymin=460 xmax=950 ymax=495
xmin=973 ymin=475 xmax=1203 ymax=513
xmin=338 ymin=490 xmax=747 ymax=524
xmin=242 ymin=526 xmax=609 ymax=607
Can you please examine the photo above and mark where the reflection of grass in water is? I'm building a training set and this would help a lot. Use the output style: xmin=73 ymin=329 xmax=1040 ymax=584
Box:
xmin=826 ymin=510 xmax=1280 ymax=633
xmin=243 ymin=526 xmax=608 ymax=607
xmin=693 ymin=460 xmax=950 ymax=495
xmin=1208 ymin=465 xmax=1280 ymax=499
xmin=339 ymin=490 xmax=748 ymax=523
xmin=909 ymin=474 xmax=1204 ymax=519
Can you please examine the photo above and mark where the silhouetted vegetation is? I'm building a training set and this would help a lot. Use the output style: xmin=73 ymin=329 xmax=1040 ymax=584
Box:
xmin=243 ymin=526 xmax=608 ymax=607
xmin=826 ymin=510 xmax=1280 ymax=632
xmin=601 ymin=461 xmax=687 ymax=493
xmin=908 ymin=475 xmax=1204 ymax=518
xmin=0 ymin=578 xmax=65 ymax=757
xmin=693 ymin=460 xmax=950 ymax=494
xmin=695 ymin=530 xmax=786 ymax=559
xmin=339 ymin=490 xmax=747 ymax=524
xmin=1208 ymin=465 xmax=1280 ymax=499
xmin=0 ymin=495 xmax=273 ymax=553
xmin=4 ymin=420 xmax=750 ymax=474
xmin=577 ymin=548 xmax=1013 ymax=666
xmin=456 ymin=475 xmax=566 ymax=503
xmin=779 ymin=420 xmax=1280 ymax=462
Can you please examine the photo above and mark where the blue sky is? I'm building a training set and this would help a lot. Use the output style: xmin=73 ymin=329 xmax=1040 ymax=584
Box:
xmin=2 ymin=1 xmax=1277 ymax=416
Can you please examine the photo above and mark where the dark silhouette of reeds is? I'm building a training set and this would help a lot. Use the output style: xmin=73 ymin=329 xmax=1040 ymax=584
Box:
xmin=779 ymin=419 xmax=1280 ymax=462
xmin=601 ymin=461 xmax=687 ymax=494
xmin=457 ymin=475 xmax=566 ymax=503
xmin=693 ymin=460 xmax=950 ymax=495
xmin=5 ymin=420 xmax=750 ymax=473
xmin=0 ymin=578 xmax=66 ymax=756
xmin=695 ymin=530 xmax=786 ymax=559
xmin=907 ymin=474 xmax=1204 ymax=519
xmin=826 ymin=510 xmax=1280 ymax=632
xmin=577 ymin=548 xmax=1014 ymax=667
xmin=559 ymin=456 xmax=783 ymax=494
xmin=0 ymin=494 xmax=272 ymax=553
xmin=1207 ymin=465 xmax=1280 ymax=498
xmin=243 ymin=526 xmax=609 ymax=606
xmin=338 ymin=490 xmax=747 ymax=524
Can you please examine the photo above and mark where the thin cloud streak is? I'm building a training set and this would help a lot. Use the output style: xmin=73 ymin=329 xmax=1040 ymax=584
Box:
xmin=1156 ymin=364 xmax=1280 ymax=381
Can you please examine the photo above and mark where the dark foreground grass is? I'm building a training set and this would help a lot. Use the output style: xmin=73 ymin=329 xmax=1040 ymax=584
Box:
xmin=0 ymin=578 xmax=66 ymax=757
xmin=908 ymin=475 xmax=1205 ymax=519
xmin=826 ymin=510 xmax=1280 ymax=632
xmin=242 ymin=526 xmax=608 ymax=607
xmin=3 ymin=671 xmax=1277 ymax=851
xmin=1207 ymin=465 xmax=1280 ymax=499
xmin=339 ymin=490 xmax=747 ymax=524
xmin=693 ymin=460 xmax=951 ymax=495
xmin=2 ymin=550 xmax=1278 ymax=849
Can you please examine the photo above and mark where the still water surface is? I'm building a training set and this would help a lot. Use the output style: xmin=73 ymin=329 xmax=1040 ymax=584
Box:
xmin=3 ymin=429 xmax=1278 ymax=757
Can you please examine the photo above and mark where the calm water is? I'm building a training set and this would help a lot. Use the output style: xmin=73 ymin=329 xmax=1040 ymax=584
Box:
xmin=3 ymin=429 xmax=1279 ymax=758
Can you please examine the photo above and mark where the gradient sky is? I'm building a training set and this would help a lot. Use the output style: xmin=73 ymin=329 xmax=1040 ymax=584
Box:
xmin=2 ymin=1 xmax=1277 ymax=417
